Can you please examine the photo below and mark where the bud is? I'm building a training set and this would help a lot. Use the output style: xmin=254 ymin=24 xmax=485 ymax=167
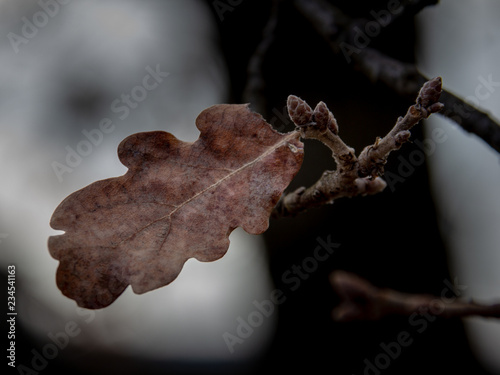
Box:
xmin=394 ymin=130 xmax=411 ymax=146
xmin=427 ymin=102 xmax=445 ymax=115
xmin=287 ymin=95 xmax=313 ymax=126
xmin=314 ymin=101 xmax=338 ymax=134
xmin=417 ymin=76 xmax=442 ymax=108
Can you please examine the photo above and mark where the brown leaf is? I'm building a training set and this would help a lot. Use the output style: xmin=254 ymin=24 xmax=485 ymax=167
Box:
xmin=48 ymin=104 xmax=304 ymax=309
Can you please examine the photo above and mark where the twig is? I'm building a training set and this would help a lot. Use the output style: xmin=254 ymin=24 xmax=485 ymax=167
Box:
xmin=330 ymin=270 xmax=500 ymax=322
xmin=292 ymin=0 xmax=500 ymax=154
xmin=351 ymin=48 xmax=500 ymax=154
xmin=272 ymin=77 xmax=442 ymax=218
xmin=242 ymin=0 xmax=281 ymax=116
xmin=357 ymin=77 xmax=443 ymax=177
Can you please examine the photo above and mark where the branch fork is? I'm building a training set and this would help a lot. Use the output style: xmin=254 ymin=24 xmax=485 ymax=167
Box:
xmin=273 ymin=77 xmax=443 ymax=218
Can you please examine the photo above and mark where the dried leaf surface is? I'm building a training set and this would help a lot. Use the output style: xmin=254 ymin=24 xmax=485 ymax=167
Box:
xmin=48 ymin=104 xmax=303 ymax=309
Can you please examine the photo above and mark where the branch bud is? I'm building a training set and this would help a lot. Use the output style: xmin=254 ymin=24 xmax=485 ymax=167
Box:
xmin=287 ymin=95 xmax=313 ymax=126
xmin=417 ymin=76 xmax=442 ymax=109
xmin=314 ymin=101 xmax=339 ymax=134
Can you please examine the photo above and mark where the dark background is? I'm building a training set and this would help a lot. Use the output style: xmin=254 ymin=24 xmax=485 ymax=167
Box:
xmin=207 ymin=0 xmax=490 ymax=374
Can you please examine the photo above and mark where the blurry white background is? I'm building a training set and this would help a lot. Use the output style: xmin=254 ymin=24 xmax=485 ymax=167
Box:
xmin=418 ymin=0 xmax=500 ymax=372
xmin=0 ymin=1 xmax=276 ymax=373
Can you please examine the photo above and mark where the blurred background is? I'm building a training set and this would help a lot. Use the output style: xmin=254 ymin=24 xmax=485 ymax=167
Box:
xmin=1 ymin=0 xmax=499 ymax=374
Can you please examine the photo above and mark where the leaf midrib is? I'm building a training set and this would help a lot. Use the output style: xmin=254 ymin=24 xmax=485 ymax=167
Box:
xmin=115 ymin=131 xmax=299 ymax=247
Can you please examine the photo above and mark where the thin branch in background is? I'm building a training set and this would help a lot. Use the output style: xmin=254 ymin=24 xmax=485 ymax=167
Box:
xmin=272 ymin=77 xmax=442 ymax=218
xmin=352 ymin=49 xmax=500 ymax=154
xmin=292 ymin=0 xmax=500 ymax=154
xmin=439 ymin=89 xmax=500 ymax=153
xmin=293 ymin=0 xmax=350 ymax=42
xmin=349 ymin=47 xmax=425 ymax=97
xmin=330 ymin=270 xmax=500 ymax=322
xmin=353 ymin=0 xmax=439 ymax=35
xmin=242 ymin=0 xmax=281 ymax=116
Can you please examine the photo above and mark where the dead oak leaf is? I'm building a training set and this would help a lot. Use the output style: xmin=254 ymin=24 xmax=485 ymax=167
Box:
xmin=48 ymin=104 xmax=304 ymax=309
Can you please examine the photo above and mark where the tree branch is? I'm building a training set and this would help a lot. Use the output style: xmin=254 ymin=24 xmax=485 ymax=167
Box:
xmin=272 ymin=77 xmax=442 ymax=218
xmin=330 ymin=270 xmax=500 ymax=322
xmin=439 ymin=89 xmax=500 ymax=153
xmin=242 ymin=0 xmax=281 ymax=116
xmin=292 ymin=0 xmax=500 ymax=154
xmin=357 ymin=77 xmax=443 ymax=177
